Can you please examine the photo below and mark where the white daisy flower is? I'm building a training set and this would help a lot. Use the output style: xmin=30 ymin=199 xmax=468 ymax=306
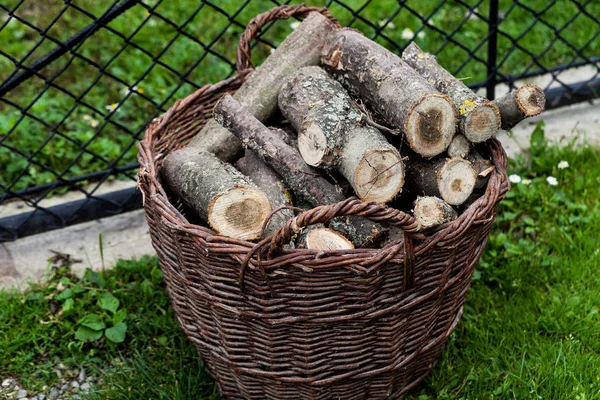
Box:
xmin=290 ymin=21 xmax=300 ymax=30
xmin=105 ymin=103 xmax=119 ymax=113
xmin=546 ymin=176 xmax=558 ymax=186
xmin=89 ymin=119 xmax=99 ymax=128
xmin=509 ymin=174 xmax=521 ymax=183
xmin=417 ymin=31 xmax=426 ymax=39
xmin=558 ymin=161 xmax=569 ymax=169
xmin=121 ymin=85 xmax=142 ymax=96
xmin=401 ymin=28 xmax=414 ymax=40
xmin=378 ymin=20 xmax=395 ymax=29
xmin=522 ymin=178 xmax=531 ymax=185
xmin=82 ymin=114 xmax=91 ymax=121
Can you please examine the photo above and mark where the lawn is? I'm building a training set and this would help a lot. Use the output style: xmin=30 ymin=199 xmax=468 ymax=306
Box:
xmin=1 ymin=0 xmax=599 ymax=193
xmin=1 ymin=127 xmax=599 ymax=399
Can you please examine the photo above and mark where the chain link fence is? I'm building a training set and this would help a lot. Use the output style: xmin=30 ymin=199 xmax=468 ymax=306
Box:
xmin=1 ymin=0 xmax=599 ymax=241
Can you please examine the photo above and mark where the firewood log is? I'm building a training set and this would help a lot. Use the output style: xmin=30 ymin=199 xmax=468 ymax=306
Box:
xmin=321 ymin=29 xmax=457 ymax=158
xmin=402 ymin=42 xmax=501 ymax=143
xmin=447 ymin=134 xmax=471 ymax=159
xmin=414 ymin=196 xmax=457 ymax=230
xmin=405 ymin=156 xmax=476 ymax=206
xmin=235 ymin=150 xmax=294 ymax=235
xmin=467 ymin=149 xmax=495 ymax=190
xmin=279 ymin=66 xmax=404 ymax=203
xmin=295 ymin=224 xmax=354 ymax=250
xmin=181 ymin=12 xmax=337 ymax=162
xmin=162 ymin=148 xmax=272 ymax=240
xmin=214 ymin=94 xmax=387 ymax=247
xmin=493 ymin=84 xmax=545 ymax=130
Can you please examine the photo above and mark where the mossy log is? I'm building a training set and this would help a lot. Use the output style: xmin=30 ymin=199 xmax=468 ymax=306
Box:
xmin=402 ymin=42 xmax=501 ymax=143
xmin=162 ymin=148 xmax=271 ymax=240
xmin=321 ymin=29 xmax=456 ymax=157
xmin=493 ymin=84 xmax=546 ymax=130
xmin=279 ymin=66 xmax=404 ymax=203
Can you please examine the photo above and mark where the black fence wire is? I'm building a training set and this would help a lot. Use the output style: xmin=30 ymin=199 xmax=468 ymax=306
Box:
xmin=1 ymin=0 xmax=599 ymax=241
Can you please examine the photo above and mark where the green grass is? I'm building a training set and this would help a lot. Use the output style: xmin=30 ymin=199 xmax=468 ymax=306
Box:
xmin=1 ymin=0 xmax=598 ymax=193
xmin=1 ymin=129 xmax=600 ymax=399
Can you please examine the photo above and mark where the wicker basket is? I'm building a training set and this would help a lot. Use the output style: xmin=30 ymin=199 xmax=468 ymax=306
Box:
xmin=137 ymin=5 xmax=509 ymax=399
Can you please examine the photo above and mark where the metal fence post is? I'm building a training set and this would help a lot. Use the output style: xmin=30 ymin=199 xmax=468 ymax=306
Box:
xmin=486 ymin=0 xmax=499 ymax=100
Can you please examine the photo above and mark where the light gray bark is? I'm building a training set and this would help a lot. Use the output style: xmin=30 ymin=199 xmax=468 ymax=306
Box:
xmin=162 ymin=148 xmax=271 ymax=240
xmin=184 ymin=12 xmax=338 ymax=162
xmin=402 ymin=42 xmax=501 ymax=143
xmin=493 ymin=84 xmax=546 ymax=130
xmin=279 ymin=66 xmax=404 ymax=203
xmin=321 ymin=29 xmax=457 ymax=157
xmin=214 ymin=94 xmax=387 ymax=247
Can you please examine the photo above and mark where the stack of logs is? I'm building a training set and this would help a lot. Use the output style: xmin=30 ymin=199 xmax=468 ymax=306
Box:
xmin=162 ymin=12 xmax=545 ymax=251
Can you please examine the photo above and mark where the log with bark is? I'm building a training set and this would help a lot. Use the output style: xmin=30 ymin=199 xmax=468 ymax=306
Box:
xmin=493 ymin=84 xmax=546 ymax=130
xmin=214 ymin=94 xmax=387 ymax=247
xmin=176 ymin=12 xmax=338 ymax=162
xmin=295 ymin=224 xmax=354 ymax=250
xmin=162 ymin=148 xmax=272 ymax=240
xmin=405 ymin=156 xmax=476 ymax=206
xmin=447 ymin=134 xmax=471 ymax=159
xmin=321 ymin=29 xmax=457 ymax=158
xmin=235 ymin=150 xmax=294 ymax=235
xmin=158 ymin=16 xmax=538 ymax=246
xmin=414 ymin=196 xmax=457 ymax=230
xmin=402 ymin=42 xmax=501 ymax=143
xmin=279 ymin=66 xmax=404 ymax=203
xmin=466 ymin=149 xmax=495 ymax=190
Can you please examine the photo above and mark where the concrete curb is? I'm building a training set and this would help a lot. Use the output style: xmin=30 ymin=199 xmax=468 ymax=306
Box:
xmin=0 ymin=209 xmax=154 ymax=290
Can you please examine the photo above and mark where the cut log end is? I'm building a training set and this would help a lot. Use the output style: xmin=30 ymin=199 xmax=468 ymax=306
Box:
xmin=305 ymin=227 xmax=354 ymax=251
xmin=405 ymin=93 xmax=456 ymax=157
xmin=467 ymin=150 xmax=494 ymax=190
xmin=462 ymin=101 xmax=501 ymax=143
xmin=517 ymin=84 xmax=546 ymax=117
xmin=354 ymin=148 xmax=404 ymax=203
xmin=414 ymin=196 xmax=458 ymax=230
xmin=447 ymin=134 xmax=470 ymax=158
xmin=208 ymin=186 xmax=272 ymax=241
xmin=298 ymin=121 xmax=329 ymax=167
xmin=438 ymin=158 xmax=476 ymax=205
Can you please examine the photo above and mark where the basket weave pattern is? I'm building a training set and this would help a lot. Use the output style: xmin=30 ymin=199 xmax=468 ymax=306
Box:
xmin=137 ymin=5 xmax=510 ymax=399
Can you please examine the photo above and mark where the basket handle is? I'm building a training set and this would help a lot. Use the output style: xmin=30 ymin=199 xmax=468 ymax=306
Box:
xmin=236 ymin=4 xmax=341 ymax=73
xmin=239 ymin=197 xmax=422 ymax=291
